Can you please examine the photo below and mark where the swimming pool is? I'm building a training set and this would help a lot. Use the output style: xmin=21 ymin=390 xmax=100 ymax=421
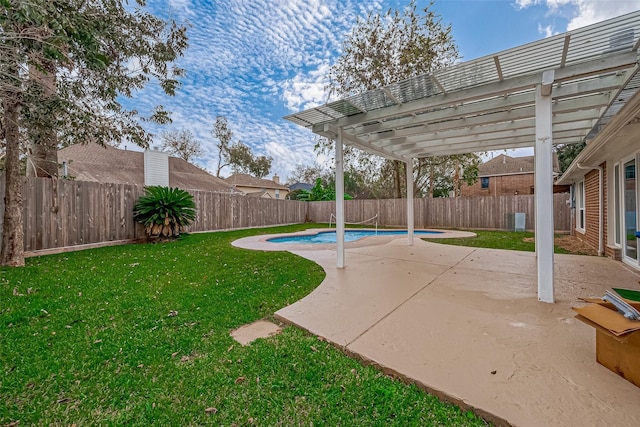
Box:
xmin=267 ymin=229 xmax=443 ymax=244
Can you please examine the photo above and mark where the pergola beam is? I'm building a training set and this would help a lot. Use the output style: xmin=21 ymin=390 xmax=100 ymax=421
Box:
xmin=560 ymin=34 xmax=571 ymax=68
xmin=313 ymin=123 xmax=407 ymax=162
xmin=368 ymin=109 xmax=601 ymax=146
xmin=382 ymin=87 xmax=403 ymax=106
xmin=400 ymin=137 xmax=579 ymax=158
xmin=494 ymin=55 xmax=504 ymax=81
xmin=390 ymin=123 xmax=592 ymax=155
xmin=350 ymin=73 xmax=624 ymax=138
xmin=395 ymin=132 xmax=586 ymax=158
xmin=335 ymin=52 xmax=637 ymax=129
xmin=430 ymin=75 xmax=447 ymax=94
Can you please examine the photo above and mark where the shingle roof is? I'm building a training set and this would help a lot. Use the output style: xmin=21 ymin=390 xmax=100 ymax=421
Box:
xmin=479 ymin=154 xmax=560 ymax=176
xmin=289 ymin=182 xmax=313 ymax=191
xmin=224 ymin=173 xmax=289 ymax=190
xmin=58 ymin=143 xmax=238 ymax=193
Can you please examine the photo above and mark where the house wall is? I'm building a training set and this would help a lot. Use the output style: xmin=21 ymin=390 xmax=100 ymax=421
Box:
xmin=460 ymin=173 xmax=534 ymax=197
xmin=235 ymin=185 xmax=289 ymax=199
xmin=574 ymin=163 xmax=611 ymax=256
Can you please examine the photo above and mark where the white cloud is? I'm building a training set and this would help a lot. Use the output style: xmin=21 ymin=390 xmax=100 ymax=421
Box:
xmin=538 ymin=23 xmax=555 ymax=37
xmin=563 ymin=0 xmax=640 ymax=30
xmin=281 ymin=63 xmax=333 ymax=111
xmin=514 ymin=0 xmax=540 ymax=7
xmin=516 ymin=0 xmax=640 ymax=31
xmin=121 ymin=0 xmax=375 ymax=180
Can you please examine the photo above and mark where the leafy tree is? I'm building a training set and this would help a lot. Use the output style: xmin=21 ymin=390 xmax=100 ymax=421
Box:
xmin=212 ymin=115 xmax=272 ymax=178
xmin=555 ymin=142 xmax=585 ymax=173
xmin=0 ymin=0 xmax=188 ymax=266
xmin=287 ymin=162 xmax=327 ymax=185
xmin=245 ymin=153 xmax=272 ymax=178
xmin=213 ymin=116 xmax=233 ymax=177
xmin=297 ymin=178 xmax=353 ymax=201
xmin=322 ymin=0 xmax=481 ymax=198
xmin=414 ymin=154 xmax=481 ymax=198
xmin=159 ymin=129 xmax=203 ymax=162
xmin=133 ymin=186 xmax=196 ymax=239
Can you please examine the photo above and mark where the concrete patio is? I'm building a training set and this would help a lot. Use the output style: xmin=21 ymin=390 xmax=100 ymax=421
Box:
xmin=235 ymin=233 xmax=640 ymax=426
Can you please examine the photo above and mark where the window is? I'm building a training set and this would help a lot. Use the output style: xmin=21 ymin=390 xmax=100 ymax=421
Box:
xmin=576 ymin=180 xmax=585 ymax=231
xmin=481 ymin=177 xmax=489 ymax=189
xmin=275 ymin=189 xmax=280 ymax=199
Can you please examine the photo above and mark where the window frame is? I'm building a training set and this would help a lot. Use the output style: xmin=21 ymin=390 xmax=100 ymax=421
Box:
xmin=576 ymin=180 xmax=586 ymax=233
xmin=480 ymin=177 xmax=489 ymax=189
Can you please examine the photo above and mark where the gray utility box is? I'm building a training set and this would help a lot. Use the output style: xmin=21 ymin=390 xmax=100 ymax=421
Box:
xmin=506 ymin=213 xmax=527 ymax=231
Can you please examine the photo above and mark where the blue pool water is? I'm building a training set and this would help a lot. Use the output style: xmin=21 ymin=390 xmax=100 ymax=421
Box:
xmin=267 ymin=229 xmax=442 ymax=244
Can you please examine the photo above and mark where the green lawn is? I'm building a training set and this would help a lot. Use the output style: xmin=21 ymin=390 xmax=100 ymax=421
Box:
xmin=1 ymin=224 xmax=486 ymax=426
xmin=423 ymin=230 xmax=571 ymax=254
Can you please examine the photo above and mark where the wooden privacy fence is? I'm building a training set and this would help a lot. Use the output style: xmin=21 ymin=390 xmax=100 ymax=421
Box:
xmin=0 ymin=177 xmax=307 ymax=253
xmin=0 ymin=177 xmax=571 ymax=254
xmin=307 ymin=193 xmax=571 ymax=232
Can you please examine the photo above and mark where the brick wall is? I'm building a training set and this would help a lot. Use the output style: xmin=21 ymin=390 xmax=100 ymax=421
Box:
xmin=576 ymin=166 xmax=602 ymax=254
xmin=460 ymin=173 xmax=534 ymax=196
xmin=602 ymin=162 xmax=609 ymax=256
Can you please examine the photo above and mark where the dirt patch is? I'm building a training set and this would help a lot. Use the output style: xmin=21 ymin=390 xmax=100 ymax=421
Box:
xmin=522 ymin=235 xmax=598 ymax=256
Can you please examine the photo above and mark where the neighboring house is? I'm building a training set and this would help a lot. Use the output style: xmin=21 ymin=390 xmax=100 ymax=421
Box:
xmin=225 ymin=173 xmax=289 ymax=199
xmin=289 ymin=182 xmax=313 ymax=192
xmin=460 ymin=154 xmax=568 ymax=196
xmin=557 ymin=86 xmax=640 ymax=271
xmin=286 ymin=182 xmax=314 ymax=200
xmin=58 ymin=142 xmax=238 ymax=193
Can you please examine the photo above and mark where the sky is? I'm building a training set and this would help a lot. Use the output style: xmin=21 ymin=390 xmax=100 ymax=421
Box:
xmin=121 ymin=0 xmax=640 ymax=182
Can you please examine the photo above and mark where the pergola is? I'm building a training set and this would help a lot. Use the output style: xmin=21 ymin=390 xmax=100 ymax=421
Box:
xmin=285 ymin=11 xmax=640 ymax=303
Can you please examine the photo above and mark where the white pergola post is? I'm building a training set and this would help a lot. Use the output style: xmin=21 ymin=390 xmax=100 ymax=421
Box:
xmin=406 ymin=158 xmax=414 ymax=245
xmin=535 ymin=70 xmax=555 ymax=303
xmin=335 ymin=128 xmax=345 ymax=268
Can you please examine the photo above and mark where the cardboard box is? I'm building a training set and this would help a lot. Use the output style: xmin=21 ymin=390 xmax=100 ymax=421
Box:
xmin=573 ymin=299 xmax=640 ymax=387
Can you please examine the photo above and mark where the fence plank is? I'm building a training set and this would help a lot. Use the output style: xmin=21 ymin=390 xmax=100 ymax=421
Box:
xmin=307 ymin=194 xmax=570 ymax=232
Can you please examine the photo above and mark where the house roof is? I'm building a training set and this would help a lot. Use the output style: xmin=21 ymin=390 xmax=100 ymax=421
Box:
xmin=479 ymin=154 xmax=560 ymax=176
xmin=225 ymin=173 xmax=289 ymax=190
xmin=289 ymin=182 xmax=313 ymax=191
xmin=557 ymin=79 xmax=640 ymax=185
xmin=58 ymin=143 xmax=238 ymax=193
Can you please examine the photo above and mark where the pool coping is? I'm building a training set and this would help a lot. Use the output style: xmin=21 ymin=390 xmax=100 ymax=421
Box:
xmin=231 ymin=228 xmax=476 ymax=252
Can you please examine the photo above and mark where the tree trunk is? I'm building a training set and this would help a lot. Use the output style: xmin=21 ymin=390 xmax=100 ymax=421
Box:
xmin=393 ymin=160 xmax=402 ymax=199
xmin=453 ymin=159 xmax=460 ymax=198
xmin=429 ymin=164 xmax=434 ymax=198
xmin=26 ymin=60 xmax=58 ymax=178
xmin=1 ymin=94 xmax=25 ymax=266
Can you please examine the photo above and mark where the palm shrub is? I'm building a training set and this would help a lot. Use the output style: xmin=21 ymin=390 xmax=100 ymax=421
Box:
xmin=133 ymin=186 xmax=196 ymax=238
